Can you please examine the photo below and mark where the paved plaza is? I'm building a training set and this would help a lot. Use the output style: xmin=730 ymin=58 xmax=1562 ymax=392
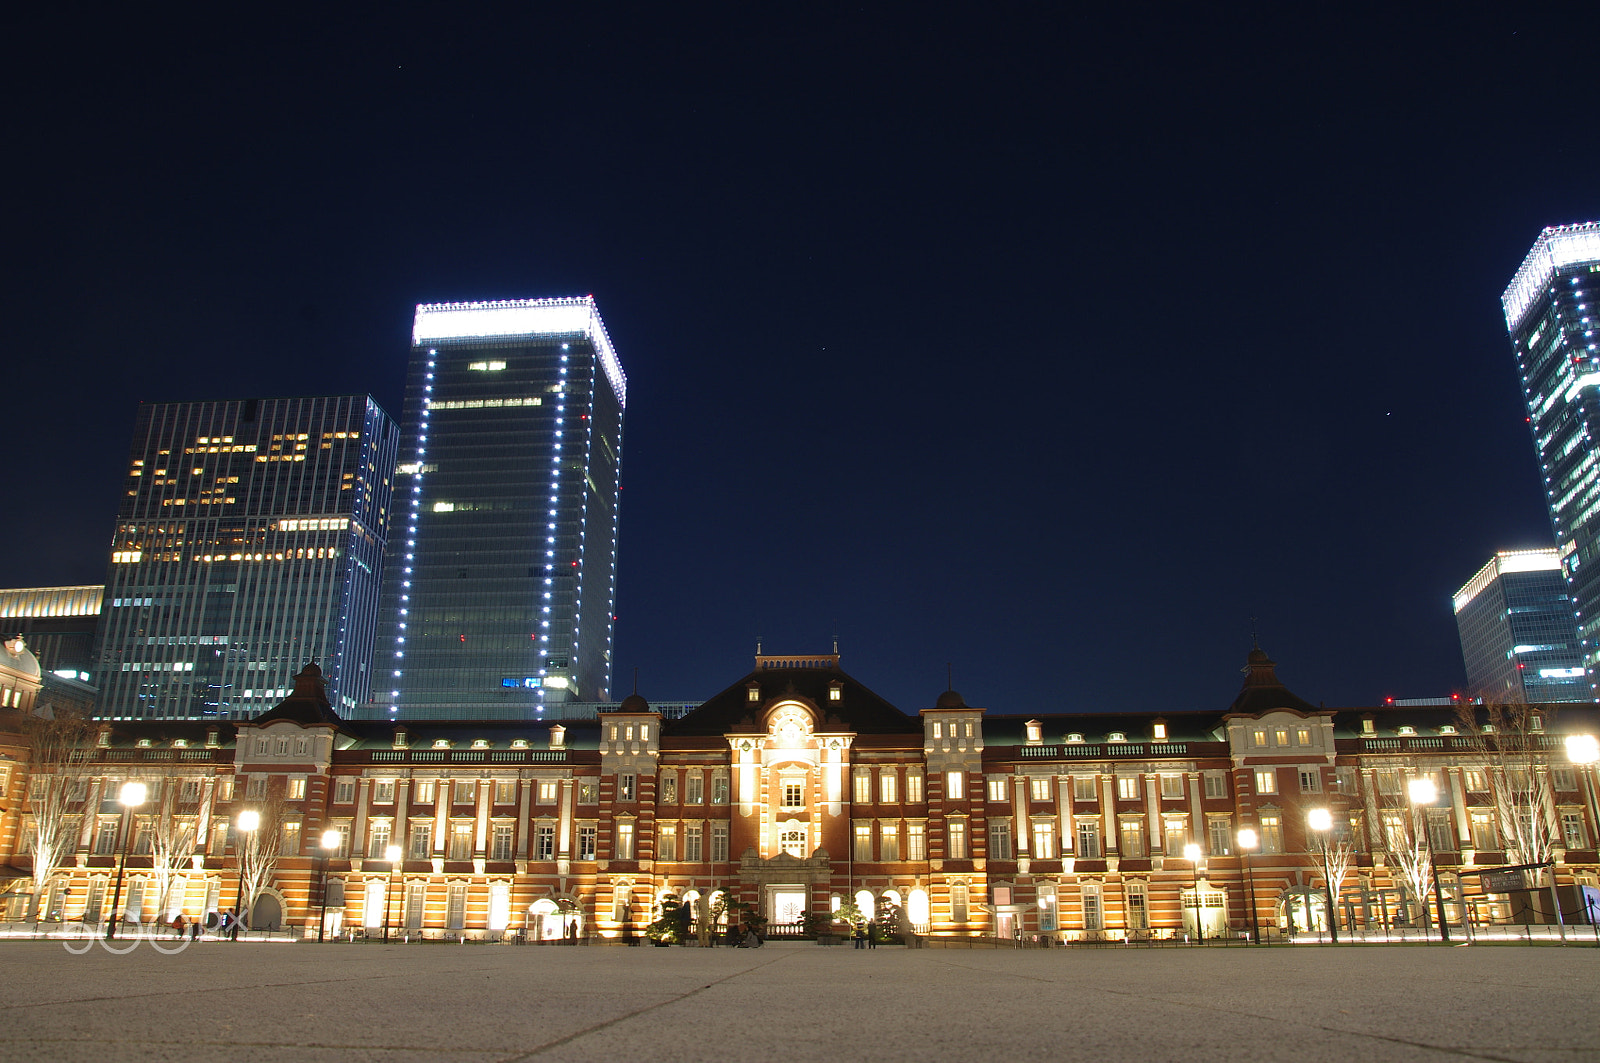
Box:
xmin=0 ymin=939 xmax=1596 ymax=1062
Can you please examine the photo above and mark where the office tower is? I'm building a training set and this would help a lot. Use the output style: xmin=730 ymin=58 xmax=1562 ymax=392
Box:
xmin=1452 ymin=549 xmax=1588 ymax=702
xmin=372 ymin=297 xmax=625 ymax=720
xmin=0 ymin=585 xmax=102 ymax=680
xmin=94 ymin=397 xmax=398 ymax=719
xmin=1505 ymin=222 xmax=1600 ymax=689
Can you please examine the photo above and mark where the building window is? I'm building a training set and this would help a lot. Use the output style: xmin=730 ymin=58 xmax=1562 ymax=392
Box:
xmin=1126 ymin=883 xmax=1148 ymax=930
xmin=1203 ymin=772 xmax=1228 ymax=799
xmin=946 ymin=772 xmax=965 ymax=801
xmin=619 ymin=775 xmax=635 ymax=802
xmin=1258 ymin=814 xmax=1283 ymax=853
xmin=1073 ymin=776 xmax=1097 ymax=802
xmin=413 ymin=780 xmax=436 ymax=804
xmin=1252 ymin=729 xmax=1267 ymax=746
xmin=1562 ymin=811 xmax=1588 ymax=849
xmin=687 ymin=772 xmax=705 ymax=804
xmin=1077 ymin=819 xmax=1100 ymax=858
xmin=286 ymin=778 xmax=306 ymax=800
xmin=658 ymin=826 xmax=677 ymax=862
xmin=1275 ymin=729 xmax=1289 ymax=746
xmin=616 ymin=822 xmax=635 ymax=859
xmin=1462 ymin=770 xmax=1487 ymax=793
xmin=1428 ymin=809 xmax=1454 ymax=853
xmin=1081 ymin=885 xmax=1102 ymax=931
xmin=578 ymin=781 xmax=598 ymax=804
xmin=246 ymin=776 xmax=267 ymax=800
xmin=854 ymin=824 xmax=873 ymax=861
xmin=611 ymin=884 xmax=630 ymax=923
xmin=578 ymin=826 xmax=597 ymax=861
xmin=534 ymin=824 xmax=555 ymax=860
xmin=1207 ymin=817 xmax=1231 ymax=856
xmin=455 ymin=781 xmax=476 ymax=805
xmin=949 ymin=884 xmax=969 ymax=923
xmin=334 ymin=779 xmax=356 ymax=804
xmin=1470 ymin=812 xmax=1498 ymax=850
xmin=1254 ymin=770 xmax=1277 ymax=795
xmin=685 ymin=825 xmax=703 ymax=862
xmin=494 ymin=781 xmax=516 ymax=805
xmin=661 ymin=775 xmax=678 ymax=804
xmin=990 ymin=820 xmax=1012 ymax=860
xmin=783 ymin=781 xmax=805 ymax=809
xmin=988 ymin=778 xmax=1009 ymax=802
xmin=1117 ymin=776 xmax=1140 ymax=800
xmin=947 ymin=819 xmax=967 ymax=859
xmin=94 ymin=821 xmax=118 ymax=855
xmin=409 ymin=823 xmax=432 ymax=860
xmin=782 ymin=827 xmax=807 ymax=858
xmin=711 ymin=774 xmax=729 ymax=804
xmin=907 ymin=823 xmax=927 ymax=861
xmin=1038 ymin=884 xmax=1058 ymax=931
xmin=491 ymin=824 xmax=514 ymax=861
xmin=853 ymin=771 xmax=871 ymax=804
xmin=1297 ymin=728 xmax=1311 ymax=745
xmin=881 ymin=771 xmax=898 ymax=805
xmin=880 ymin=822 xmax=899 ymax=861
xmin=1030 ymin=777 xmax=1052 ymax=802
xmin=1159 ymin=775 xmax=1183 ymax=799
xmin=1377 ymin=770 xmax=1402 ymax=795
xmin=1298 ymin=769 xmax=1321 ymax=794
xmin=373 ymin=780 xmax=395 ymax=804
xmin=906 ymin=773 xmax=923 ymax=804
xmin=1032 ymin=822 xmax=1056 ymax=860
xmin=711 ymin=823 xmax=729 ymax=862
xmin=368 ymin=822 xmax=391 ymax=860
xmin=1118 ymin=820 xmax=1142 ymax=858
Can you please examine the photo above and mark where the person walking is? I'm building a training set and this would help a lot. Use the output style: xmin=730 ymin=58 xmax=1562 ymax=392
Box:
xmin=866 ymin=919 xmax=878 ymax=949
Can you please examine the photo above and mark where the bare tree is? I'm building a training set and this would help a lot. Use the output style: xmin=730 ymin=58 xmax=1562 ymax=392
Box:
xmin=19 ymin=711 xmax=97 ymax=921
xmin=1365 ymin=767 xmax=1435 ymax=929
xmin=238 ymin=798 xmax=287 ymax=927
xmin=1455 ymin=702 xmax=1556 ymax=868
xmin=1319 ymin=808 xmax=1364 ymax=922
xmin=148 ymin=781 xmax=199 ymax=920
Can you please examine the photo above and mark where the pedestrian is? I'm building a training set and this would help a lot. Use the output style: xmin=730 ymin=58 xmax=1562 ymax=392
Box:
xmin=867 ymin=919 xmax=878 ymax=949
xmin=853 ymin=923 xmax=865 ymax=949
xmin=227 ymin=907 xmax=241 ymax=941
xmin=172 ymin=913 xmax=186 ymax=938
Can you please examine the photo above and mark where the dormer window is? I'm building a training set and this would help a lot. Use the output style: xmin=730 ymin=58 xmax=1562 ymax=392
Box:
xmin=1439 ymin=724 xmax=1456 ymax=735
xmin=1108 ymin=732 xmax=1127 ymax=743
xmin=471 ymin=739 xmax=489 ymax=749
xmin=1532 ymin=714 xmax=1545 ymax=732
xmin=394 ymin=730 xmax=409 ymax=749
xmin=1025 ymin=719 xmax=1042 ymax=743
xmin=432 ymin=739 xmax=451 ymax=749
xmin=1481 ymin=723 xmax=1495 ymax=734
xmin=1152 ymin=720 xmax=1167 ymax=742
xmin=1066 ymin=732 xmax=1085 ymax=744
xmin=136 ymin=738 xmax=152 ymax=748
xmin=1397 ymin=726 xmax=1415 ymax=736
xmin=1361 ymin=718 xmax=1376 ymax=736
xmin=173 ymin=738 xmax=188 ymax=748
xmin=828 ymin=681 xmax=843 ymax=702
xmin=511 ymin=738 xmax=529 ymax=749
xmin=549 ymin=726 xmax=565 ymax=749
xmin=747 ymin=684 xmax=760 ymax=703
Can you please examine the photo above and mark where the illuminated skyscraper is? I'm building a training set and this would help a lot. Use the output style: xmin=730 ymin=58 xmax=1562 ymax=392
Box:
xmin=94 ymin=397 xmax=398 ymax=719
xmin=372 ymin=298 xmax=625 ymax=719
xmin=1452 ymin=549 xmax=1587 ymax=702
xmin=1505 ymin=222 xmax=1600 ymax=691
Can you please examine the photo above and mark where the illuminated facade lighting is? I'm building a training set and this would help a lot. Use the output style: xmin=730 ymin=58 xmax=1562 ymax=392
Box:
xmin=1452 ymin=549 xmax=1587 ymax=702
xmin=94 ymin=396 xmax=398 ymax=720
xmin=370 ymin=298 xmax=625 ymax=721
xmin=1505 ymin=223 xmax=1600 ymax=689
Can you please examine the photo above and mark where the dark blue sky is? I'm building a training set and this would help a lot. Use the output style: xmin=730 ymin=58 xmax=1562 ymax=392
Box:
xmin=5 ymin=3 xmax=1596 ymax=714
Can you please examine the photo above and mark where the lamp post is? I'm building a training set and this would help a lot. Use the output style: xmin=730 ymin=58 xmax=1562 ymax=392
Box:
xmin=1183 ymin=842 xmax=1204 ymax=945
xmin=1237 ymin=827 xmax=1260 ymax=944
xmin=1306 ymin=808 xmax=1339 ymax=944
xmin=1407 ymin=777 xmax=1450 ymax=943
xmin=1567 ymin=734 xmax=1599 ymax=854
xmin=384 ymin=844 xmax=402 ymax=942
xmin=316 ymin=829 xmax=341 ymax=943
xmin=104 ymin=781 xmax=148 ymax=941
xmin=232 ymin=809 xmax=259 ymax=941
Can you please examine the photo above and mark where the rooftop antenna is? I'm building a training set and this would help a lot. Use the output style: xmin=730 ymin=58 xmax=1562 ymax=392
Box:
xmin=632 ymin=667 xmax=639 ymax=696
xmin=947 ymin=662 xmax=954 ymax=692
xmin=1250 ymin=616 xmax=1260 ymax=650
xmin=832 ymin=620 xmax=839 ymax=656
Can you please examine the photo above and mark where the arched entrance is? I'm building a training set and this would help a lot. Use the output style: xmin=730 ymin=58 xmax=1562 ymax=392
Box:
xmin=249 ymin=890 xmax=284 ymax=932
xmin=528 ymin=897 xmax=583 ymax=941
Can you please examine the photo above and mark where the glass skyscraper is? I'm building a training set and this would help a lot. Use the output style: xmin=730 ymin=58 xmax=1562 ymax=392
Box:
xmin=1505 ymin=222 xmax=1600 ymax=689
xmin=1452 ymin=549 xmax=1587 ymax=702
xmin=93 ymin=396 xmax=397 ymax=719
xmin=371 ymin=298 xmax=625 ymax=720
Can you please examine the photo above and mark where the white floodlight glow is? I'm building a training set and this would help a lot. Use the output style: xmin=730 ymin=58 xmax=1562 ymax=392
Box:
xmin=1453 ymin=548 xmax=1563 ymax=612
xmin=1237 ymin=827 xmax=1258 ymax=850
xmin=119 ymin=781 xmax=148 ymax=807
xmin=1567 ymin=733 xmax=1600 ymax=765
xmin=1408 ymin=777 xmax=1438 ymax=805
xmin=1307 ymin=808 xmax=1332 ymax=832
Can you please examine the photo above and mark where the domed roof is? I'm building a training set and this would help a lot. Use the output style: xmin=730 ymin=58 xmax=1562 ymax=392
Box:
xmin=1 ymin=636 xmax=41 ymax=679
xmin=618 ymin=693 xmax=650 ymax=713
xmin=935 ymin=689 xmax=967 ymax=709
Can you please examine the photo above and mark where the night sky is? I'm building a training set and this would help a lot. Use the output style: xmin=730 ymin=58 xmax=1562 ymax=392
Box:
xmin=7 ymin=4 xmax=1598 ymax=716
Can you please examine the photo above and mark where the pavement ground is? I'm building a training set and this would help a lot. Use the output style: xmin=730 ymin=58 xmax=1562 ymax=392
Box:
xmin=0 ymin=939 xmax=1595 ymax=1062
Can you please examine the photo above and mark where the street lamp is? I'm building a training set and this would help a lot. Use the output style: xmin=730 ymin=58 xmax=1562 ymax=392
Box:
xmin=1237 ymin=827 xmax=1260 ymax=944
xmin=1306 ymin=808 xmax=1339 ymax=944
xmin=1407 ymin=777 xmax=1450 ymax=943
xmin=1567 ymin=734 xmax=1599 ymax=853
xmin=233 ymin=809 xmax=260 ymax=941
xmin=1183 ymin=842 xmax=1204 ymax=945
xmin=104 ymin=781 xmax=148 ymax=941
xmin=316 ymin=829 xmax=341 ymax=943
xmin=384 ymin=843 xmax=402 ymax=942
